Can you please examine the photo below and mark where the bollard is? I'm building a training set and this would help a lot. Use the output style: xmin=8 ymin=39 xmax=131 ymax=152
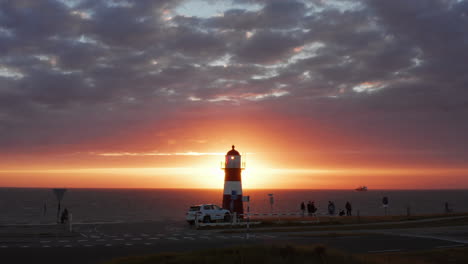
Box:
xmin=233 ymin=212 xmax=237 ymax=225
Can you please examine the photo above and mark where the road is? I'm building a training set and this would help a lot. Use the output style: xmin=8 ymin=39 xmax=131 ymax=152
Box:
xmin=1 ymin=220 xmax=467 ymax=264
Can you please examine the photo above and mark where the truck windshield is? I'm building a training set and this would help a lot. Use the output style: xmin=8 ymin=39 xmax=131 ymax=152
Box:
xmin=189 ymin=206 xmax=200 ymax=211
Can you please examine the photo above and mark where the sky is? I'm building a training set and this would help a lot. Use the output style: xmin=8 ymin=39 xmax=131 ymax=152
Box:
xmin=1 ymin=0 xmax=468 ymax=189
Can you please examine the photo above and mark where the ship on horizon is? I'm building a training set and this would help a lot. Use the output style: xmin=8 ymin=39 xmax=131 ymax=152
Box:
xmin=355 ymin=186 xmax=368 ymax=191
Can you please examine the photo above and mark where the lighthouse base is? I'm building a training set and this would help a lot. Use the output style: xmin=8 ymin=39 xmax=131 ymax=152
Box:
xmin=222 ymin=194 xmax=244 ymax=216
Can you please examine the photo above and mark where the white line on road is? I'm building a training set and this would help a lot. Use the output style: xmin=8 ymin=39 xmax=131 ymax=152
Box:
xmin=183 ymin=237 xmax=195 ymax=240
xmin=113 ymin=238 xmax=124 ymax=241
xmin=105 ymin=244 xmax=112 ymax=247
xmin=42 ymin=245 xmax=50 ymax=248
xmin=167 ymin=237 xmax=179 ymax=240
xmin=80 ymin=233 xmax=88 ymax=238
xmin=149 ymin=237 xmax=160 ymax=240
xmin=141 ymin=233 xmax=149 ymax=237
xmin=144 ymin=243 xmax=152 ymax=245
xmin=21 ymin=245 xmax=30 ymax=248
xmin=125 ymin=243 xmax=133 ymax=246
xmin=435 ymin=244 xmax=465 ymax=249
xmin=64 ymin=245 xmax=72 ymax=248
xmin=1 ymin=245 xmax=8 ymax=248
xmin=368 ymin=249 xmax=401 ymax=253
xmin=58 ymin=240 xmax=69 ymax=243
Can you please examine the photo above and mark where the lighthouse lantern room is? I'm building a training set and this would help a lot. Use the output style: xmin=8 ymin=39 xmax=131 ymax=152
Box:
xmin=222 ymin=145 xmax=244 ymax=216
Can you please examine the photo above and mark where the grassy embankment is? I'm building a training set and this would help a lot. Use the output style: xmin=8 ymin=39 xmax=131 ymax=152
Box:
xmin=104 ymin=244 xmax=468 ymax=264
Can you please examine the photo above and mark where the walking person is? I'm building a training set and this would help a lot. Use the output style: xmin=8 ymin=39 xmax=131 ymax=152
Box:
xmin=307 ymin=201 xmax=312 ymax=216
xmin=61 ymin=208 xmax=69 ymax=224
xmin=300 ymin=201 xmax=306 ymax=217
xmin=345 ymin=201 xmax=352 ymax=216
xmin=328 ymin=201 xmax=335 ymax=215
xmin=310 ymin=201 xmax=317 ymax=215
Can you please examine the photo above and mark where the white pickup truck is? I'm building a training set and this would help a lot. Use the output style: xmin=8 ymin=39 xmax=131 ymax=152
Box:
xmin=186 ymin=204 xmax=231 ymax=224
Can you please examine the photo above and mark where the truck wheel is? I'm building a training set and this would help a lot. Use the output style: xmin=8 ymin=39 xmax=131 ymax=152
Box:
xmin=203 ymin=216 xmax=211 ymax=223
xmin=224 ymin=213 xmax=231 ymax=222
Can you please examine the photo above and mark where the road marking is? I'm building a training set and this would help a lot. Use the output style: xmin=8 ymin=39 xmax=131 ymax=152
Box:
xmin=200 ymin=236 xmax=211 ymax=239
xmin=149 ymin=237 xmax=160 ymax=240
xmin=21 ymin=245 xmax=30 ymax=248
xmin=144 ymin=243 xmax=152 ymax=245
xmin=368 ymin=249 xmax=401 ymax=253
xmin=84 ymin=245 xmax=93 ymax=247
xmin=141 ymin=233 xmax=149 ymax=237
xmin=113 ymin=238 xmax=124 ymax=241
xmin=40 ymin=241 xmax=51 ymax=243
xmin=132 ymin=238 xmax=142 ymax=241
xmin=42 ymin=245 xmax=50 ymax=248
xmin=97 ymin=239 xmax=106 ymax=242
xmin=78 ymin=240 xmax=88 ymax=242
xmin=436 ymin=244 xmax=465 ymax=249
xmin=1 ymin=245 xmax=8 ymax=248
xmin=64 ymin=245 xmax=72 ymax=248
xmin=80 ymin=233 xmax=88 ymax=238
xmin=167 ymin=237 xmax=179 ymax=240
xmin=232 ymin=235 xmax=243 ymax=239
xmin=183 ymin=237 xmax=195 ymax=240
xmin=125 ymin=243 xmax=133 ymax=246
xmin=105 ymin=244 xmax=112 ymax=247
xmin=90 ymin=235 xmax=100 ymax=239
xmin=58 ymin=240 xmax=69 ymax=243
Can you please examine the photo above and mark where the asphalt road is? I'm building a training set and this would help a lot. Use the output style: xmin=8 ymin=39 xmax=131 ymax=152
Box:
xmin=1 ymin=221 xmax=467 ymax=264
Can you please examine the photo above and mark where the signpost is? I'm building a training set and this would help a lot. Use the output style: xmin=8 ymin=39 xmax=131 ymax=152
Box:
xmin=268 ymin=193 xmax=274 ymax=213
xmin=230 ymin=190 xmax=238 ymax=215
xmin=53 ymin=188 xmax=67 ymax=223
xmin=242 ymin=196 xmax=250 ymax=239
xmin=382 ymin=196 xmax=389 ymax=216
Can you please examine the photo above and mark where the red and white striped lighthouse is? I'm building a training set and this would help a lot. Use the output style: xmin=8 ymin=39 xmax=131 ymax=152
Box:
xmin=222 ymin=145 xmax=244 ymax=216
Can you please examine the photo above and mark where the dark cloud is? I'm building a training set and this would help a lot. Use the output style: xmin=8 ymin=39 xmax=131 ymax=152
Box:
xmin=0 ymin=0 xmax=468 ymax=166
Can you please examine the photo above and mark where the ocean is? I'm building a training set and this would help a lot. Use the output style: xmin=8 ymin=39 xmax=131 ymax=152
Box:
xmin=1 ymin=188 xmax=467 ymax=224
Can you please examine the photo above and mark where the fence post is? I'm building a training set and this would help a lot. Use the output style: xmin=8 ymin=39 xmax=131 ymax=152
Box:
xmin=69 ymin=213 xmax=73 ymax=232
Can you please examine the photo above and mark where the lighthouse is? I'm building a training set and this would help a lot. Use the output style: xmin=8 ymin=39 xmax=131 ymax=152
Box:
xmin=222 ymin=145 xmax=244 ymax=216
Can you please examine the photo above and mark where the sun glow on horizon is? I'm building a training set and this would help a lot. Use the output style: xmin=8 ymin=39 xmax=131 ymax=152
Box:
xmin=2 ymin=166 xmax=468 ymax=189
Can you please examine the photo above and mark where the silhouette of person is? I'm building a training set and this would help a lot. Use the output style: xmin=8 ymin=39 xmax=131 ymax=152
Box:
xmin=310 ymin=201 xmax=317 ymax=214
xmin=300 ymin=202 xmax=305 ymax=216
xmin=328 ymin=201 xmax=336 ymax=215
xmin=345 ymin=201 xmax=352 ymax=216
xmin=444 ymin=202 xmax=451 ymax=213
xmin=61 ymin=208 xmax=69 ymax=224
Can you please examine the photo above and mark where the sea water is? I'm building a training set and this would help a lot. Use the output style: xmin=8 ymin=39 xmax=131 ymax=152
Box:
xmin=1 ymin=188 xmax=468 ymax=224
